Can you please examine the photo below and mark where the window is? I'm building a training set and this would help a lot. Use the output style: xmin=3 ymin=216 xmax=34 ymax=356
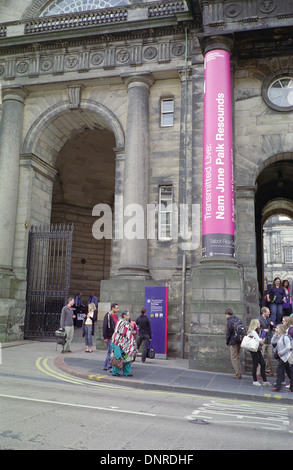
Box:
xmin=262 ymin=73 xmax=293 ymax=112
xmin=161 ymin=98 xmax=174 ymax=127
xmin=159 ymin=186 xmax=173 ymax=240
xmin=41 ymin=0 xmax=130 ymax=16
xmin=284 ymin=248 xmax=293 ymax=263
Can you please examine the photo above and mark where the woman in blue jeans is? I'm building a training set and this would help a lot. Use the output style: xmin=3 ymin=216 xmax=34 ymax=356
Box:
xmin=266 ymin=277 xmax=286 ymax=326
xmin=83 ymin=302 xmax=97 ymax=353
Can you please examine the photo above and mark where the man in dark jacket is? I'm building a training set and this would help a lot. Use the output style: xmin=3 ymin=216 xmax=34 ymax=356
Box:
xmin=136 ymin=308 xmax=152 ymax=363
xmin=225 ymin=308 xmax=242 ymax=379
xmin=258 ymin=306 xmax=274 ymax=376
xmin=102 ymin=303 xmax=119 ymax=371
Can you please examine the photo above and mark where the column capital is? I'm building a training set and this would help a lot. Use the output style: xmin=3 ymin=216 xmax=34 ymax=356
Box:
xmin=121 ymin=72 xmax=155 ymax=89
xmin=2 ymin=85 xmax=28 ymax=103
xmin=199 ymin=34 xmax=234 ymax=56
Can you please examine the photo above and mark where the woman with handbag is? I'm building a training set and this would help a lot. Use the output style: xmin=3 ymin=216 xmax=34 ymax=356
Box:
xmin=110 ymin=310 xmax=137 ymax=377
xmin=247 ymin=319 xmax=271 ymax=387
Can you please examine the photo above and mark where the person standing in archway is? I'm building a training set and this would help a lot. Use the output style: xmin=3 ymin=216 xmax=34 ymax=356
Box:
xmin=266 ymin=277 xmax=286 ymax=326
xmin=282 ymin=280 xmax=291 ymax=316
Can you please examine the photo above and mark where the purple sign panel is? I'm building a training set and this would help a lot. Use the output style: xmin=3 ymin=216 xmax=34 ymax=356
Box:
xmin=145 ymin=286 xmax=168 ymax=358
xmin=202 ymin=49 xmax=235 ymax=258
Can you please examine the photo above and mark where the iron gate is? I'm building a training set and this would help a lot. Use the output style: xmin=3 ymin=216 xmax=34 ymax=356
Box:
xmin=25 ymin=223 xmax=74 ymax=338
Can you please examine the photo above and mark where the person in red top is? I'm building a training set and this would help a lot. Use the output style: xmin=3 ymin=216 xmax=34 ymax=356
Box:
xmin=102 ymin=303 xmax=119 ymax=371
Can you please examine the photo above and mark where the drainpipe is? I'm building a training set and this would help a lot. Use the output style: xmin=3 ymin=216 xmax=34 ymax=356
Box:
xmin=181 ymin=26 xmax=189 ymax=359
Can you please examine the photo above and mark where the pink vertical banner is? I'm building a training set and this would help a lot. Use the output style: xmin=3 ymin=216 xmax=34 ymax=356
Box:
xmin=202 ymin=49 xmax=235 ymax=258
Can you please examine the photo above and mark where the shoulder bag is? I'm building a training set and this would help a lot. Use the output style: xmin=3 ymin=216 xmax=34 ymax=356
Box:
xmin=240 ymin=335 xmax=259 ymax=352
xmin=110 ymin=355 xmax=123 ymax=369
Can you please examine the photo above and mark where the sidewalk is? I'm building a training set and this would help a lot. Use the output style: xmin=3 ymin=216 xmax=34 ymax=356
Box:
xmin=53 ymin=328 xmax=293 ymax=405
xmin=3 ymin=329 xmax=293 ymax=405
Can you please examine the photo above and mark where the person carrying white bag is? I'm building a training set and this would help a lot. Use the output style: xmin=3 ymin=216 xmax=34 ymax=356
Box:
xmin=242 ymin=319 xmax=271 ymax=387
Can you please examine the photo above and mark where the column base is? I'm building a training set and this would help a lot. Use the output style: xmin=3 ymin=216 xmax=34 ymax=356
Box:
xmin=0 ymin=269 xmax=25 ymax=343
xmin=117 ymin=265 xmax=151 ymax=279
xmin=200 ymin=256 xmax=238 ymax=267
xmin=189 ymin=261 xmax=245 ymax=372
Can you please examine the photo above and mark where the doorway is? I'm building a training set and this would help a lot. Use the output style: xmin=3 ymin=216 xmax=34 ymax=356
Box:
xmin=263 ymin=213 xmax=293 ymax=288
xmin=51 ymin=127 xmax=116 ymax=301
xmin=255 ymin=158 xmax=293 ymax=296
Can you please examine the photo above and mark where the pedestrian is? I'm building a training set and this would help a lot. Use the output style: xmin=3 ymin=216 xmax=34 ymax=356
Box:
xmin=285 ymin=315 xmax=293 ymax=339
xmin=266 ymin=277 xmax=286 ymax=325
xmin=136 ymin=308 xmax=152 ymax=363
xmin=282 ymin=280 xmax=291 ymax=316
xmin=111 ymin=310 xmax=137 ymax=377
xmin=247 ymin=319 xmax=270 ymax=386
xmin=129 ymin=316 xmax=138 ymax=341
xmin=60 ymin=296 xmax=76 ymax=353
xmin=102 ymin=303 xmax=119 ymax=372
xmin=282 ymin=316 xmax=293 ymax=386
xmin=258 ymin=306 xmax=274 ymax=376
xmin=87 ymin=291 xmax=98 ymax=307
xmin=225 ymin=308 xmax=244 ymax=379
xmin=74 ymin=292 xmax=84 ymax=309
xmin=74 ymin=291 xmax=84 ymax=326
xmin=282 ymin=315 xmax=293 ymax=334
xmin=271 ymin=323 xmax=293 ymax=392
xmin=83 ymin=302 xmax=97 ymax=353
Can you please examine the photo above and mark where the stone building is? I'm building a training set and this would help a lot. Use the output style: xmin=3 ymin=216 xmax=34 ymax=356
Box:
xmin=0 ymin=0 xmax=293 ymax=372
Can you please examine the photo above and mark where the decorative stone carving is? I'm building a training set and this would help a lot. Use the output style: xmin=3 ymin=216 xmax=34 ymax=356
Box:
xmin=224 ymin=2 xmax=242 ymax=18
xmin=258 ymin=0 xmax=276 ymax=14
xmin=67 ymin=85 xmax=83 ymax=109
xmin=16 ymin=61 xmax=29 ymax=74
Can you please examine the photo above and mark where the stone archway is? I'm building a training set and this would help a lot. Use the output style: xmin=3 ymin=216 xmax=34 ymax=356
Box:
xmin=22 ymin=99 xmax=125 ymax=300
xmin=52 ymin=126 xmax=116 ymax=299
xmin=255 ymin=155 xmax=293 ymax=292
xmin=262 ymin=198 xmax=293 ymax=224
xmin=22 ymin=99 xmax=125 ymax=165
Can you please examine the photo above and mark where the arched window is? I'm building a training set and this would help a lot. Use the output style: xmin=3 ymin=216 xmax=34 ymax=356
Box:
xmin=41 ymin=0 xmax=130 ymax=16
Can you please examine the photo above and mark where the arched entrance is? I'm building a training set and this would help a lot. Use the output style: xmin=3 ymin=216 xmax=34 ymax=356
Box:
xmin=255 ymin=156 xmax=293 ymax=294
xmin=23 ymin=99 xmax=125 ymax=329
xmin=51 ymin=126 xmax=116 ymax=299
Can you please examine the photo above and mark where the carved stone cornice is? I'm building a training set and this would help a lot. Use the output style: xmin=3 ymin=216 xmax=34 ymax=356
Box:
xmin=0 ymin=35 xmax=197 ymax=83
xmin=198 ymin=0 xmax=293 ymax=34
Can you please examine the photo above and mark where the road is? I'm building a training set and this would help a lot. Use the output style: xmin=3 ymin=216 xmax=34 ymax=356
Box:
xmin=1 ymin=342 xmax=293 ymax=452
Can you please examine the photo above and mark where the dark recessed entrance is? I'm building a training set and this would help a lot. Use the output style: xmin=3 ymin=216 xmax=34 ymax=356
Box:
xmin=255 ymin=158 xmax=293 ymax=294
xmin=51 ymin=127 xmax=116 ymax=300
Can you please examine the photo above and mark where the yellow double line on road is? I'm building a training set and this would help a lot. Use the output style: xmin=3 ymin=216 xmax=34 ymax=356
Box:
xmin=36 ymin=357 xmax=109 ymax=387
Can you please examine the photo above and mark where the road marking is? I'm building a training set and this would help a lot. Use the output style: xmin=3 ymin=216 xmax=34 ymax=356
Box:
xmin=0 ymin=393 xmax=157 ymax=417
xmin=35 ymin=357 xmax=293 ymax=409
xmin=36 ymin=357 xmax=90 ymax=385
xmin=186 ymin=401 xmax=290 ymax=431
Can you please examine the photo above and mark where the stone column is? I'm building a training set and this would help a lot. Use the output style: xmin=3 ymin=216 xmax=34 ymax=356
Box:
xmin=236 ymin=185 xmax=260 ymax=319
xmin=0 ymin=86 xmax=28 ymax=272
xmin=189 ymin=36 xmax=246 ymax=373
xmin=118 ymin=73 xmax=154 ymax=278
xmin=201 ymin=35 xmax=235 ymax=262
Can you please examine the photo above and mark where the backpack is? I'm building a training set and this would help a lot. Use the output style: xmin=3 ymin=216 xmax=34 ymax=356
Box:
xmin=233 ymin=318 xmax=246 ymax=344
